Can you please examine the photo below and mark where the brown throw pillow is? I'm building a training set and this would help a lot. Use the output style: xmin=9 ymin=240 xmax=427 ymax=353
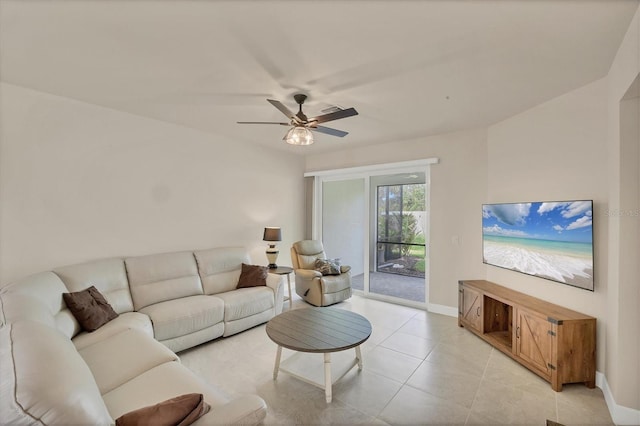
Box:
xmin=236 ymin=263 xmax=268 ymax=288
xmin=63 ymin=285 xmax=118 ymax=332
xmin=314 ymin=258 xmax=342 ymax=275
xmin=115 ymin=393 xmax=210 ymax=426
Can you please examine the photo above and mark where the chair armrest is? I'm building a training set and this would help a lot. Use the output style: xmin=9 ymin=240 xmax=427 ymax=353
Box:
xmin=340 ymin=265 xmax=351 ymax=274
xmin=295 ymin=269 xmax=322 ymax=279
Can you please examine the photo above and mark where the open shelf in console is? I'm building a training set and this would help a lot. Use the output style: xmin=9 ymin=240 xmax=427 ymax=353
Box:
xmin=482 ymin=295 xmax=513 ymax=350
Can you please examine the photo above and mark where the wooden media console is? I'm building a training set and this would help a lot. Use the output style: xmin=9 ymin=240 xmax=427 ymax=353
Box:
xmin=458 ymin=279 xmax=596 ymax=391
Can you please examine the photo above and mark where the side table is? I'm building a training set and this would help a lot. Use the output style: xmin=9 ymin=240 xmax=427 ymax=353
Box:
xmin=269 ymin=266 xmax=293 ymax=309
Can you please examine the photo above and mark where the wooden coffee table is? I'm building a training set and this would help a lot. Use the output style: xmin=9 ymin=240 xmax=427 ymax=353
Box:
xmin=265 ymin=307 xmax=372 ymax=403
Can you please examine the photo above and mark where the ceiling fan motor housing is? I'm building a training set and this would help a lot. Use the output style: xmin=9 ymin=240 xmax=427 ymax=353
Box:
xmin=293 ymin=94 xmax=308 ymax=105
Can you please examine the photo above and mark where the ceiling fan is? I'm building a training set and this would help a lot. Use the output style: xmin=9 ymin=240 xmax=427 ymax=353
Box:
xmin=237 ymin=94 xmax=358 ymax=145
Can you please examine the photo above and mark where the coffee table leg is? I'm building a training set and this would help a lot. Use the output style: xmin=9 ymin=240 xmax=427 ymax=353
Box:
xmin=273 ymin=345 xmax=282 ymax=380
xmin=324 ymin=353 xmax=332 ymax=403
xmin=355 ymin=345 xmax=363 ymax=370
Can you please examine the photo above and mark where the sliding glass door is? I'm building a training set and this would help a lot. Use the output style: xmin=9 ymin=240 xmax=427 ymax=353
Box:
xmin=308 ymin=160 xmax=434 ymax=308
xmin=369 ymin=175 xmax=426 ymax=303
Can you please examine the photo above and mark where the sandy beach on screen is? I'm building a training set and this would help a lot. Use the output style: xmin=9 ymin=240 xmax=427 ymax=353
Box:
xmin=483 ymin=241 xmax=593 ymax=290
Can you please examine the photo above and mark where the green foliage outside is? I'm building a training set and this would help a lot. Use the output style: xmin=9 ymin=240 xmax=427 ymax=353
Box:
xmin=377 ymin=183 xmax=427 ymax=276
xmin=402 ymin=184 xmax=425 ymax=212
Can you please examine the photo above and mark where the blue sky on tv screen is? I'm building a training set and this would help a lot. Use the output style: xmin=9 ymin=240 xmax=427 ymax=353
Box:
xmin=482 ymin=201 xmax=593 ymax=244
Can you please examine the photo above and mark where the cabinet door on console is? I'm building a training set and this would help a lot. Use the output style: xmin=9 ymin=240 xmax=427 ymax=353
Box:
xmin=460 ymin=286 xmax=483 ymax=333
xmin=515 ymin=308 xmax=552 ymax=379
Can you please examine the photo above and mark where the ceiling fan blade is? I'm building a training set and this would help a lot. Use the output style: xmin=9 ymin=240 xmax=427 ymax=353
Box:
xmin=309 ymin=107 xmax=358 ymax=124
xmin=237 ymin=121 xmax=290 ymax=125
xmin=267 ymin=99 xmax=300 ymax=123
xmin=311 ymin=125 xmax=349 ymax=137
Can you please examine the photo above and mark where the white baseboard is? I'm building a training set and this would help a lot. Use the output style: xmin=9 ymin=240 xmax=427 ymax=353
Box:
xmin=427 ymin=302 xmax=458 ymax=317
xmin=598 ymin=371 xmax=640 ymax=425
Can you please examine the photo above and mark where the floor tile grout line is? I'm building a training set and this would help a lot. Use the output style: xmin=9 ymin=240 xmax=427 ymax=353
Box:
xmin=374 ymin=337 xmax=427 ymax=425
xmin=555 ymin=388 xmax=559 ymax=423
xmin=464 ymin=346 xmax=494 ymax=425
xmin=372 ymin=324 xmax=460 ymax=423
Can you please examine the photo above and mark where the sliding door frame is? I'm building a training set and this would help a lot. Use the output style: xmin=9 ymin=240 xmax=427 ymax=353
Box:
xmin=305 ymin=158 xmax=438 ymax=308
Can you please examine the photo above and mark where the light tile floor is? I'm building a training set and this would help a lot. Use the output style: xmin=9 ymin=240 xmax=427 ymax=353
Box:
xmin=179 ymin=294 xmax=613 ymax=425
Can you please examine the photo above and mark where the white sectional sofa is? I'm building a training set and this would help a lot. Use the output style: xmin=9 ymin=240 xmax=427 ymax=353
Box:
xmin=0 ymin=246 xmax=284 ymax=425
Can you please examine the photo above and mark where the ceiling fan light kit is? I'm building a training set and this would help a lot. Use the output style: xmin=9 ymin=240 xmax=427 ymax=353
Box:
xmin=238 ymin=93 xmax=358 ymax=146
xmin=284 ymin=125 xmax=314 ymax=145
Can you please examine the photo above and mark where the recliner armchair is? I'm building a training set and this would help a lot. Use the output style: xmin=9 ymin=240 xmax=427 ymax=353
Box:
xmin=290 ymin=240 xmax=352 ymax=307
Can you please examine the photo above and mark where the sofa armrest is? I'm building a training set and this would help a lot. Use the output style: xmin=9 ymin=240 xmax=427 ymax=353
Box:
xmin=266 ymin=272 xmax=284 ymax=291
xmin=266 ymin=273 xmax=285 ymax=315
xmin=194 ymin=395 xmax=267 ymax=425
xmin=340 ymin=265 xmax=351 ymax=274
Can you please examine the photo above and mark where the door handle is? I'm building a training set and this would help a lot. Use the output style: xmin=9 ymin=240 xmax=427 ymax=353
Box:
xmin=516 ymin=326 xmax=520 ymax=338
xmin=476 ymin=306 xmax=481 ymax=317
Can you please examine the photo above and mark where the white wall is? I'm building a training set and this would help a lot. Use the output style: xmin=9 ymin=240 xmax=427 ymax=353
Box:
xmin=483 ymin=7 xmax=640 ymax=420
xmin=486 ymin=77 xmax=609 ymax=370
xmin=0 ymin=83 xmax=306 ymax=284
xmin=605 ymin=4 xmax=640 ymax=418
xmin=306 ymin=56 xmax=639 ymax=420
xmin=306 ymin=128 xmax=489 ymax=308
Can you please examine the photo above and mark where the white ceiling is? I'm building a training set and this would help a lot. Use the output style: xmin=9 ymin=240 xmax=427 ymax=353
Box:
xmin=1 ymin=0 xmax=638 ymax=155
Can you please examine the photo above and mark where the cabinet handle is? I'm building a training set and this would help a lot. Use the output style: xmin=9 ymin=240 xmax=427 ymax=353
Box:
xmin=516 ymin=326 xmax=520 ymax=338
xmin=476 ymin=306 xmax=481 ymax=317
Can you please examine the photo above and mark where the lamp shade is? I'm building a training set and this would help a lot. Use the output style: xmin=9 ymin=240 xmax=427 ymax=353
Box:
xmin=263 ymin=227 xmax=282 ymax=242
xmin=283 ymin=126 xmax=314 ymax=146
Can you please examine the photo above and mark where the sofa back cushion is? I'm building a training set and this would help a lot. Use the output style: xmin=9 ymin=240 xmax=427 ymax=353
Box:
xmin=194 ymin=247 xmax=250 ymax=295
xmin=125 ymin=251 xmax=204 ymax=310
xmin=0 ymin=271 xmax=80 ymax=338
xmin=0 ymin=320 xmax=113 ymax=425
xmin=54 ymin=257 xmax=134 ymax=314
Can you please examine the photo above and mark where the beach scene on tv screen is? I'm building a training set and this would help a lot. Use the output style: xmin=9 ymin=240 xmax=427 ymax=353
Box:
xmin=482 ymin=200 xmax=594 ymax=291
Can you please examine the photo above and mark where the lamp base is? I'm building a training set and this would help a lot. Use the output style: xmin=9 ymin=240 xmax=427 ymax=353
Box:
xmin=266 ymin=246 xmax=279 ymax=270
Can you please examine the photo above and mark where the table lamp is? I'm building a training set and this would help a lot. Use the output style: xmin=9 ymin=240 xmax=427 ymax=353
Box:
xmin=263 ymin=227 xmax=282 ymax=269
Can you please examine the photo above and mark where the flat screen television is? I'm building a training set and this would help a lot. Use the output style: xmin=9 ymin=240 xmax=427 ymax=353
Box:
xmin=482 ymin=200 xmax=594 ymax=291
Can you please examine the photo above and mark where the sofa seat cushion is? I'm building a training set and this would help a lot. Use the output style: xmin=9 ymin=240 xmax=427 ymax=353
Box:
xmin=139 ymin=295 xmax=224 ymax=341
xmin=161 ymin=322 xmax=225 ymax=353
xmin=72 ymin=311 xmax=153 ymax=350
xmin=103 ymin=361 xmax=229 ymax=418
xmin=79 ymin=328 xmax=178 ymax=394
xmin=321 ymin=274 xmax=352 ymax=294
xmin=0 ymin=321 xmax=113 ymax=425
xmin=103 ymin=362 xmax=267 ymax=425
xmin=215 ymin=287 xmax=274 ymax=322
